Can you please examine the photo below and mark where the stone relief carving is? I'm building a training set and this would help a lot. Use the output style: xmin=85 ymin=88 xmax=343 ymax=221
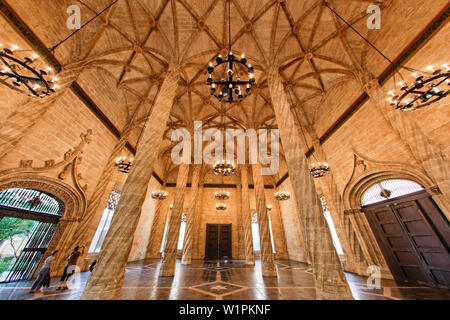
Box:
xmin=20 ymin=160 xmax=33 ymax=168
xmin=45 ymin=160 xmax=55 ymax=168
xmin=0 ymin=129 xmax=93 ymax=219
xmin=58 ymin=163 xmax=73 ymax=180
xmin=342 ymin=149 xmax=435 ymax=210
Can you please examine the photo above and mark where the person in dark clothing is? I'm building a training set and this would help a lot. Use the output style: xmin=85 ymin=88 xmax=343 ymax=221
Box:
xmin=56 ymin=245 xmax=85 ymax=290
xmin=89 ymin=260 xmax=97 ymax=272
xmin=29 ymin=250 xmax=58 ymax=293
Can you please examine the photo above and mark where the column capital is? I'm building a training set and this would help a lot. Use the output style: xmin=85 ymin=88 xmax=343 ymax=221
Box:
xmin=240 ymin=164 xmax=250 ymax=172
xmin=167 ymin=63 xmax=182 ymax=74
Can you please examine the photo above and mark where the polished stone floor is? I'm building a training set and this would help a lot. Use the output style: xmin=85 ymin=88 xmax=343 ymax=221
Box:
xmin=0 ymin=259 xmax=449 ymax=300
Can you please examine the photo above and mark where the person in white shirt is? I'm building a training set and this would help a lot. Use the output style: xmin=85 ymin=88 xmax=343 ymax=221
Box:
xmin=29 ymin=250 xmax=58 ymax=293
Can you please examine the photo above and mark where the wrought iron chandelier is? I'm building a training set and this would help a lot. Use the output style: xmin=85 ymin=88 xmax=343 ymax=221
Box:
xmin=0 ymin=45 xmax=58 ymax=97
xmin=215 ymin=190 xmax=230 ymax=200
xmin=324 ymin=2 xmax=449 ymax=112
xmin=0 ymin=1 xmax=118 ymax=98
xmin=310 ymin=162 xmax=330 ymax=178
xmin=274 ymin=191 xmax=290 ymax=201
xmin=206 ymin=1 xmax=255 ymax=103
xmin=114 ymin=156 xmax=133 ymax=174
xmin=387 ymin=66 xmax=449 ymax=111
xmin=216 ymin=203 xmax=227 ymax=211
xmin=151 ymin=190 xmax=168 ymax=200
xmin=213 ymin=160 xmax=236 ymax=176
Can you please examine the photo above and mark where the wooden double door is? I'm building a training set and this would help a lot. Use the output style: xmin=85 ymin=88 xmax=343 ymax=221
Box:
xmin=362 ymin=191 xmax=450 ymax=287
xmin=204 ymin=224 xmax=232 ymax=260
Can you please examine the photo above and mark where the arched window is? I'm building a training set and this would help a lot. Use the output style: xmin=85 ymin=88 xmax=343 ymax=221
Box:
xmin=320 ymin=197 xmax=344 ymax=256
xmin=361 ymin=179 xmax=424 ymax=206
xmin=251 ymin=213 xmax=276 ymax=253
xmin=177 ymin=213 xmax=187 ymax=250
xmin=160 ymin=212 xmax=186 ymax=253
xmin=0 ymin=188 xmax=61 ymax=216
xmin=89 ymin=191 xmax=120 ymax=253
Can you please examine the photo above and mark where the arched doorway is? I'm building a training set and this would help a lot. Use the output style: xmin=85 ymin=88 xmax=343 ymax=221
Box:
xmin=360 ymin=179 xmax=450 ymax=288
xmin=0 ymin=188 xmax=63 ymax=283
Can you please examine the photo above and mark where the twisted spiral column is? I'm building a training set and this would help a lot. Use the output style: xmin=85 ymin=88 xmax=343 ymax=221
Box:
xmin=181 ymin=164 xmax=203 ymax=264
xmin=268 ymin=67 xmax=352 ymax=299
xmin=144 ymin=196 xmax=171 ymax=259
xmin=160 ymin=162 xmax=190 ymax=276
xmin=80 ymin=64 xmax=181 ymax=300
xmin=252 ymin=163 xmax=277 ymax=277
xmin=240 ymin=165 xmax=255 ymax=265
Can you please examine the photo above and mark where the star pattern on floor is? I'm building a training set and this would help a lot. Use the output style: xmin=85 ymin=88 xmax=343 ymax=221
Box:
xmin=1 ymin=260 xmax=449 ymax=300
xmin=192 ymin=281 xmax=246 ymax=299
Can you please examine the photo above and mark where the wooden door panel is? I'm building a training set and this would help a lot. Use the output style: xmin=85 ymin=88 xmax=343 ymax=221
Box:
xmin=401 ymin=266 xmax=430 ymax=283
xmin=204 ymin=224 xmax=232 ymax=260
xmin=205 ymin=225 xmax=218 ymax=260
xmin=387 ymin=236 xmax=410 ymax=248
xmin=394 ymin=251 xmax=420 ymax=265
xmin=411 ymin=234 xmax=442 ymax=248
xmin=363 ymin=191 xmax=450 ymax=287
xmin=381 ymin=223 xmax=403 ymax=235
xmin=431 ymin=270 xmax=450 ymax=285
xmin=219 ymin=225 xmax=232 ymax=259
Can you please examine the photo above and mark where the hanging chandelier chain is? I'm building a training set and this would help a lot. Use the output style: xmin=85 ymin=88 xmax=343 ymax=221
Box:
xmin=228 ymin=0 xmax=231 ymax=51
xmin=324 ymin=2 xmax=426 ymax=75
xmin=50 ymin=0 xmax=119 ymax=52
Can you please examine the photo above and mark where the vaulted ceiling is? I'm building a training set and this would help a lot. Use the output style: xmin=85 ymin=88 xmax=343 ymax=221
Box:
xmin=0 ymin=0 xmax=448 ymax=182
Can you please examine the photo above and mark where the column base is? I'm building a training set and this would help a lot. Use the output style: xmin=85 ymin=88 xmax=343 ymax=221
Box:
xmin=262 ymin=268 xmax=278 ymax=277
xmin=81 ymin=279 xmax=123 ymax=300
xmin=315 ymin=283 xmax=354 ymax=300
xmin=181 ymin=256 xmax=192 ymax=265
xmin=160 ymin=267 xmax=175 ymax=277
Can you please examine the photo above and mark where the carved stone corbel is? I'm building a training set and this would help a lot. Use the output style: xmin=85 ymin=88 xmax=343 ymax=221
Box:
xmin=58 ymin=163 xmax=73 ymax=180
xmin=427 ymin=185 xmax=442 ymax=195
xmin=20 ymin=160 xmax=33 ymax=168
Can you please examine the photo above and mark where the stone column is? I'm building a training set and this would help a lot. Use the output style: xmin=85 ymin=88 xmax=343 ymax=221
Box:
xmin=191 ymin=184 xmax=204 ymax=260
xmin=268 ymin=67 xmax=353 ymax=299
xmin=160 ymin=163 xmax=190 ymax=276
xmin=291 ymin=104 xmax=358 ymax=273
xmin=80 ymin=64 xmax=181 ymax=300
xmin=252 ymin=163 xmax=277 ymax=277
xmin=181 ymin=164 xmax=203 ymax=264
xmin=240 ymin=165 xmax=255 ymax=265
xmin=345 ymin=209 xmax=392 ymax=279
xmin=270 ymin=199 xmax=289 ymax=260
xmin=145 ymin=161 xmax=172 ymax=259
xmin=65 ymin=99 xmax=145 ymax=270
xmin=236 ymin=183 xmax=246 ymax=260
xmin=68 ymin=136 xmax=127 ymax=249
xmin=144 ymin=195 xmax=171 ymax=259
